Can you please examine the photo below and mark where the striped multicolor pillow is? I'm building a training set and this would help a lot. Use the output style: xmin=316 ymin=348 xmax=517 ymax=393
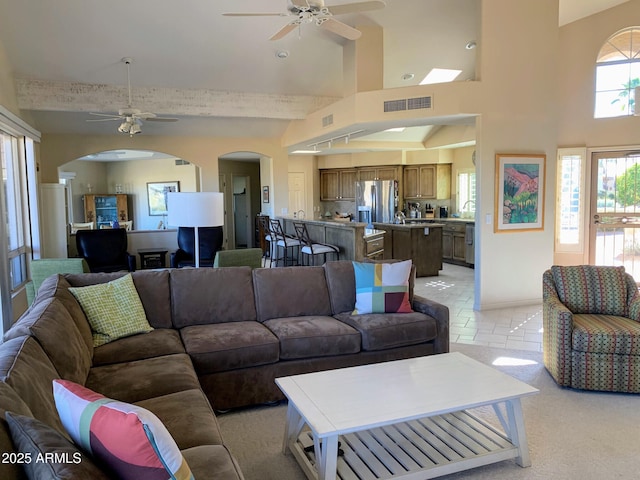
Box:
xmin=352 ymin=260 xmax=413 ymax=314
xmin=53 ymin=379 xmax=193 ymax=480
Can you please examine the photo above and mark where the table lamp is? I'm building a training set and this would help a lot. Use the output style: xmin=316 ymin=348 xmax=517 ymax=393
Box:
xmin=166 ymin=192 xmax=224 ymax=268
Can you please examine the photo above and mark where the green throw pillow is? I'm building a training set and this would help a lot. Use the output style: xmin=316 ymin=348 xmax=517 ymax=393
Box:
xmin=69 ymin=274 xmax=153 ymax=347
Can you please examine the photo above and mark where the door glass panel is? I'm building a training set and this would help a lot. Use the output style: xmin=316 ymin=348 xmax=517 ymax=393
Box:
xmin=592 ymin=152 xmax=640 ymax=282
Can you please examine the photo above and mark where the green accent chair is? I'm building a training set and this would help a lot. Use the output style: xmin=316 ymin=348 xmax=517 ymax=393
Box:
xmin=26 ymin=258 xmax=90 ymax=305
xmin=213 ymin=248 xmax=262 ymax=269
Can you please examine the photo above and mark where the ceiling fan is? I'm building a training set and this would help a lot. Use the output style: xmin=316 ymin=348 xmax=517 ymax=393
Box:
xmin=87 ymin=58 xmax=178 ymax=136
xmin=223 ymin=0 xmax=386 ymax=41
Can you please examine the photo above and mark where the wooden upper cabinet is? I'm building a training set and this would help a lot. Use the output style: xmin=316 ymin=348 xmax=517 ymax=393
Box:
xmin=84 ymin=194 xmax=129 ymax=228
xmin=358 ymin=166 xmax=399 ymax=182
xmin=339 ymin=169 xmax=357 ymax=200
xmin=403 ymin=164 xmax=450 ymax=199
xmin=320 ymin=169 xmax=357 ymax=200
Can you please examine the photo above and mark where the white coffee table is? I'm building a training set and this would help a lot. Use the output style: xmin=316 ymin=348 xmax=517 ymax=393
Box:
xmin=276 ymin=352 xmax=539 ymax=480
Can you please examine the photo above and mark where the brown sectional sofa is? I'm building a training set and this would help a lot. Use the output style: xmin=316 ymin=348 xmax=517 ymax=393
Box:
xmin=0 ymin=260 xmax=449 ymax=479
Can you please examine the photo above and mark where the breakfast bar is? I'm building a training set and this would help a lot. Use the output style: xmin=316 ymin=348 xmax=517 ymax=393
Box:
xmin=278 ymin=217 xmax=386 ymax=262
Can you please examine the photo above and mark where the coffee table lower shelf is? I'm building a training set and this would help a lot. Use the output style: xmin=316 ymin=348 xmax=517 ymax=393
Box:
xmin=291 ymin=410 xmax=518 ymax=480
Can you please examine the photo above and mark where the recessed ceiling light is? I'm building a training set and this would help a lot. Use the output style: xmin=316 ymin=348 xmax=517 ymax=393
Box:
xmin=419 ymin=68 xmax=462 ymax=85
xmin=401 ymin=73 xmax=415 ymax=81
xmin=465 ymin=41 xmax=477 ymax=50
xmin=276 ymin=50 xmax=289 ymax=59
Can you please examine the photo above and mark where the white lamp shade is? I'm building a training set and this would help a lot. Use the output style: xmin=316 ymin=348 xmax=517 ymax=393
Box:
xmin=166 ymin=192 xmax=224 ymax=227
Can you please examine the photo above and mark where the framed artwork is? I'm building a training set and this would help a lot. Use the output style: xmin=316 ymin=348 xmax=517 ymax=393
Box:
xmin=147 ymin=181 xmax=180 ymax=216
xmin=495 ymin=154 xmax=545 ymax=233
xmin=263 ymin=186 xmax=270 ymax=203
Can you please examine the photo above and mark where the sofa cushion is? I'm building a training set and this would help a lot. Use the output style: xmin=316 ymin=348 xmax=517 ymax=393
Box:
xmin=180 ymin=322 xmax=279 ymax=374
xmin=4 ymin=297 xmax=92 ymax=385
xmin=86 ymin=353 xmax=201 ymax=404
xmin=352 ymin=260 xmax=413 ymax=314
xmin=135 ymin=389 xmax=224 ymax=449
xmin=69 ymin=273 xmax=153 ymax=347
xmin=253 ymin=266 xmax=332 ymax=322
xmin=5 ymin=412 xmax=110 ymax=480
xmin=92 ymin=329 xmax=185 ymax=366
xmin=0 ymin=336 xmax=68 ymax=438
xmin=53 ymin=379 xmax=193 ymax=480
xmin=335 ymin=311 xmax=438 ymax=351
xmin=34 ymin=274 xmax=94 ymax=356
xmin=572 ymin=313 xmax=640 ymax=355
xmin=171 ymin=266 xmax=257 ymax=328
xmin=0 ymin=383 xmax=32 ymax=480
xmin=181 ymin=445 xmax=243 ymax=480
xmin=263 ymin=316 xmax=361 ymax=360
xmin=65 ymin=270 xmax=174 ymax=329
xmin=551 ymin=265 xmax=629 ymax=316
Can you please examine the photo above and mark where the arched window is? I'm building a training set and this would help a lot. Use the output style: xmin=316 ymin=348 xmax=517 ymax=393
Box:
xmin=594 ymin=27 xmax=640 ymax=118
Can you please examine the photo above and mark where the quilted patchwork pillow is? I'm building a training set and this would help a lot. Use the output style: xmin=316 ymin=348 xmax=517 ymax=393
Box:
xmin=53 ymin=379 xmax=193 ymax=480
xmin=352 ymin=260 xmax=413 ymax=314
xmin=69 ymin=274 xmax=153 ymax=346
xmin=551 ymin=265 xmax=628 ymax=316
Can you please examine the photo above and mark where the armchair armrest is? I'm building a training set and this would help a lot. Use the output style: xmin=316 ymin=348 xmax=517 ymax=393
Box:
xmin=170 ymin=249 xmax=189 ymax=268
xmin=543 ymin=270 xmax=574 ymax=386
xmin=126 ymin=253 xmax=136 ymax=272
xmin=412 ymin=294 xmax=449 ymax=354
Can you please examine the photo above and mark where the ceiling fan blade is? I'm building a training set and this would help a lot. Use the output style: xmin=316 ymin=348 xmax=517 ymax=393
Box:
xmin=86 ymin=118 xmax=122 ymax=122
xmin=223 ymin=12 xmax=288 ymax=17
xmin=319 ymin=17 xmax=361 ymax=40
xmin=145 ymin=117 xmax=179 ymax=122
xmin=326 ymin=1 xmax=386 ymax=16
xmin=270 ymin=22 xmax=299 ymax=41
xmin=88 ymin=112 xmax=121 ymax=119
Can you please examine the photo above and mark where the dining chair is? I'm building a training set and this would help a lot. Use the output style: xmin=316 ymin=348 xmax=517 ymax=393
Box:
xmin=70 ymin=222 xmax=94 ymax=234
xmin=269 ymin=219 xmax=301 ymax=267
xmin=293 ymin=222 xmax=340 ymax=266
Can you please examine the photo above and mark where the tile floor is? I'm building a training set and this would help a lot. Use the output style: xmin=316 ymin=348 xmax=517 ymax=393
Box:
xmin=415 ymin=263 xmax=543 ymax=352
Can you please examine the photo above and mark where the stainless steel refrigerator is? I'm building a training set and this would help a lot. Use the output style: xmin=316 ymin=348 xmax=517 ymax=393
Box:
xmin=356 ymin=180 xmax=395 ymax=224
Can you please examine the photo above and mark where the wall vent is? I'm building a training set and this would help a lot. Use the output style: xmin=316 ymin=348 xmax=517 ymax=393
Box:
xmin=175 ymin=159 xmax=191 ymax=166
xmin=384 ymin=99 xmax=407 ymax=112
xmin=408 ymin=96 xmax=432 ymax=110
xmin=322 ymin=114 xmax=334 ymax=127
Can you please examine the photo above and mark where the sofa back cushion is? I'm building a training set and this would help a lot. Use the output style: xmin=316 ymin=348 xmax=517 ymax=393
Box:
xmin=550 ymin=265 xmax=630 ymax=316
xmin=34 ymin=274 xmax=94 ymax=355
xmin=253 ymin=266 xmax=331 ymax=322
xmin=65 ymin=270 xmax=173 ymax=328
xmin=171 ymin=267 xmax=257 ymax=328
xmin=324 ymin=260 xmax=416 ymax=315
xmin=0 ymin=336 xmax=68 ymax=439
xmin=4 ymin=297 xmax=92 ymax=384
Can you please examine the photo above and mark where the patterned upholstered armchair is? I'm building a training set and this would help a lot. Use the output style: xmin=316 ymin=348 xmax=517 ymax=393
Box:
xmin=543 ymin=265 xmax=640 ymax=392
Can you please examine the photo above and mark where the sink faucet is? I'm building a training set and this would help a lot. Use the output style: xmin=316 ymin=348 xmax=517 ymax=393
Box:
xmin=462 ymin=200 xmax=475 ymax=212
xmin=297 ymin=210 xmax=305 ymax=219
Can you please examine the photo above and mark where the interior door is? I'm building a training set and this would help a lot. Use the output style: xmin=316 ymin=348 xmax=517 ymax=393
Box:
xmin=590 ymin=150 xmax=640 ymax=282
xmin=288 ymin=172 xmax=306 ymax=218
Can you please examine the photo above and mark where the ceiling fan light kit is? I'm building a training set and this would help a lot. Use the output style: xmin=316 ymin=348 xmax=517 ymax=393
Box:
xmin=223 ymin=0 xmax=386 ymax=41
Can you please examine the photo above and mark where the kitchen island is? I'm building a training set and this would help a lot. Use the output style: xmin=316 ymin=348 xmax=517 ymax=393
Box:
xmin=372 ymin=222 xmax=444 ymax=277
xmin=278 ymin=217 xmax=386 ymax=262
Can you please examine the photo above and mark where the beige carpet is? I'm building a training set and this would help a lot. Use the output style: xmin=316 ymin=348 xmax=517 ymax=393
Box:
xmin=218 ymin=344 xmax=640 ymax=480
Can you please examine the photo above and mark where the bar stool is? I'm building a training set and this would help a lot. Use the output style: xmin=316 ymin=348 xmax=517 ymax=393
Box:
xmin=269 ymin=219 xmax=301 ymax=267
xmin=293 ymin=222 xmax=340 ymax=266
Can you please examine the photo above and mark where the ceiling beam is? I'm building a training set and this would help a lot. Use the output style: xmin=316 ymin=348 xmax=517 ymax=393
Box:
xmin=15 ymin=78 xmax=339 ymax=120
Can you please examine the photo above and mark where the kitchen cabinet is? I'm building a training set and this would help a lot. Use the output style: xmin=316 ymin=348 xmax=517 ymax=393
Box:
xmin=84 ymin=194 xmax=129 ymax=229
xmin=364 ymin=232 xmax=385 ymax=260
xmin=442 ymin=221 xmax=472 ymax=266
xmin=403 ymin=164 xmax=451 ymax=200
xmin=358 ymin=166 xmax=400 ymax=182
xmin=320 ymin=169 xmax=357 ymax=201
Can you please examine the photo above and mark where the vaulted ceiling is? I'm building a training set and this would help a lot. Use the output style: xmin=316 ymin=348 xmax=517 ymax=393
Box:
xmin=0 ymin=0 xmax=629 ymax=153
